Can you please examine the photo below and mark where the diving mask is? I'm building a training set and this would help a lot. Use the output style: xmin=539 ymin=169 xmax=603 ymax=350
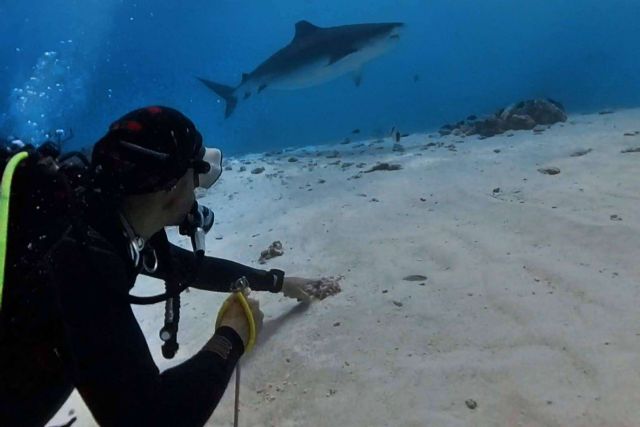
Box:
xmin=194 ymin=147 xmax=223 ymax=189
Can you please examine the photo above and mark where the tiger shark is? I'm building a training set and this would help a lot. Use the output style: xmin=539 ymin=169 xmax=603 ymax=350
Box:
xmin=198 ymin=20 xmax=404 ymax=118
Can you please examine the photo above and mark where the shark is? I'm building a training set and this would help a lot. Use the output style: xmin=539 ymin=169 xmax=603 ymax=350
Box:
xmin=198 ymin=20 xmax=404 ymax=118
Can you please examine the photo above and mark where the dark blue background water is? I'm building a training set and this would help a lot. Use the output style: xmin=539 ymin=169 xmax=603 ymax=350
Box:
xmin=1 ymin=0 xmax=639 ymax=156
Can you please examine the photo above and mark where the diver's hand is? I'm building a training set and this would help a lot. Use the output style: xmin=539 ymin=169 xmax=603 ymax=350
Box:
xmin=282 ymin=277 xmax=313 ymax=303
xmin=218 ymin=296 xmax=263 ymax=348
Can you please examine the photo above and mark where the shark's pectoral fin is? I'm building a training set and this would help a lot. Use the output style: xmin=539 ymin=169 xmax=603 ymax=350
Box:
xmin=352 ymin=68 xmax=363 ymax=87
xmin=327 ymin=47 xmax=359 ymax=66
xmin=241 ymin=73 xmax=250 ymax=84
xmin=258 ymin=84 xmax=268 ymax=93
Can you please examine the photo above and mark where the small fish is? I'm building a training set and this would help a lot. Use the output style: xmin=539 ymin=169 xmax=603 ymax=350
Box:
xmin=413 ymin=74 xmax=420 ymax=82
xmin=352 ymin=128 xmax=360 ymax=134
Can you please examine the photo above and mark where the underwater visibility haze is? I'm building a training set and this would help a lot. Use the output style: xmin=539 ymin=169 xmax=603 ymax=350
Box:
xmin=1 ymin=0 xmax=639 ymax=154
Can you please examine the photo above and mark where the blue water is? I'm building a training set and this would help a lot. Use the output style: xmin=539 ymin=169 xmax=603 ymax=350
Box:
xmin=1 ymin=0 xmax=639 ymax=156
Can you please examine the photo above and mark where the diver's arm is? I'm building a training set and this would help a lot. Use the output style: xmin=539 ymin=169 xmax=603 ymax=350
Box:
xmin=52 ymin=239 xmax=245 ymax=426
xmin=163 ymin=242 xmax=284 ymax=293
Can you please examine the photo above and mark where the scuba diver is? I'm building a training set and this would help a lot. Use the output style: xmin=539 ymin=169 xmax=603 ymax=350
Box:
xmin=0 ymin=106 xmax=313 ymax=426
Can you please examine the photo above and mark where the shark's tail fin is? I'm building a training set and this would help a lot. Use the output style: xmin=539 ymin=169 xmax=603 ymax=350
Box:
xmin=197 ymin=77 xmax=237 ymax=118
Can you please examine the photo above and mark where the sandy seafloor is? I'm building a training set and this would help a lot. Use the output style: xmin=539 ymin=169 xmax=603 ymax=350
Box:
xmin=49 ymin=108 xmax=640 ymax=427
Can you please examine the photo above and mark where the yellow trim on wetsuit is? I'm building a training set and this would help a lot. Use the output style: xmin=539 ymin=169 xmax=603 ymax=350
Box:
xmin=0 ymin=151 xmax=29 ymax=311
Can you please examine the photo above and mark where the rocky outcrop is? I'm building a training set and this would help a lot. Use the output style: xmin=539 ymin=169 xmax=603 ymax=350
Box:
xmin=439 ymin=98 xmax=568 ymax=138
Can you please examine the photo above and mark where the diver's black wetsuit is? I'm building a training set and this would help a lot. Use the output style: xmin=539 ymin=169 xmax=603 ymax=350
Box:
xmin=0 ymin=206 xmax=282 ymax=427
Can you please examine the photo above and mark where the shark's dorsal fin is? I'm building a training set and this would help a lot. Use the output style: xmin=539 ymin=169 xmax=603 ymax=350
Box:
xmin=294 ymin=20 xmax=320 ymax=39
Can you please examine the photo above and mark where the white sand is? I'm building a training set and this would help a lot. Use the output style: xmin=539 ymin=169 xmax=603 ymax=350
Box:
xmin=50 ymin=108 xmax=640 ymax=427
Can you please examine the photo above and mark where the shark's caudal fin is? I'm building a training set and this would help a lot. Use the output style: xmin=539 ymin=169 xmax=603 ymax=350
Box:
xmin=197 ymin=77 xmax=238 ymax=118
